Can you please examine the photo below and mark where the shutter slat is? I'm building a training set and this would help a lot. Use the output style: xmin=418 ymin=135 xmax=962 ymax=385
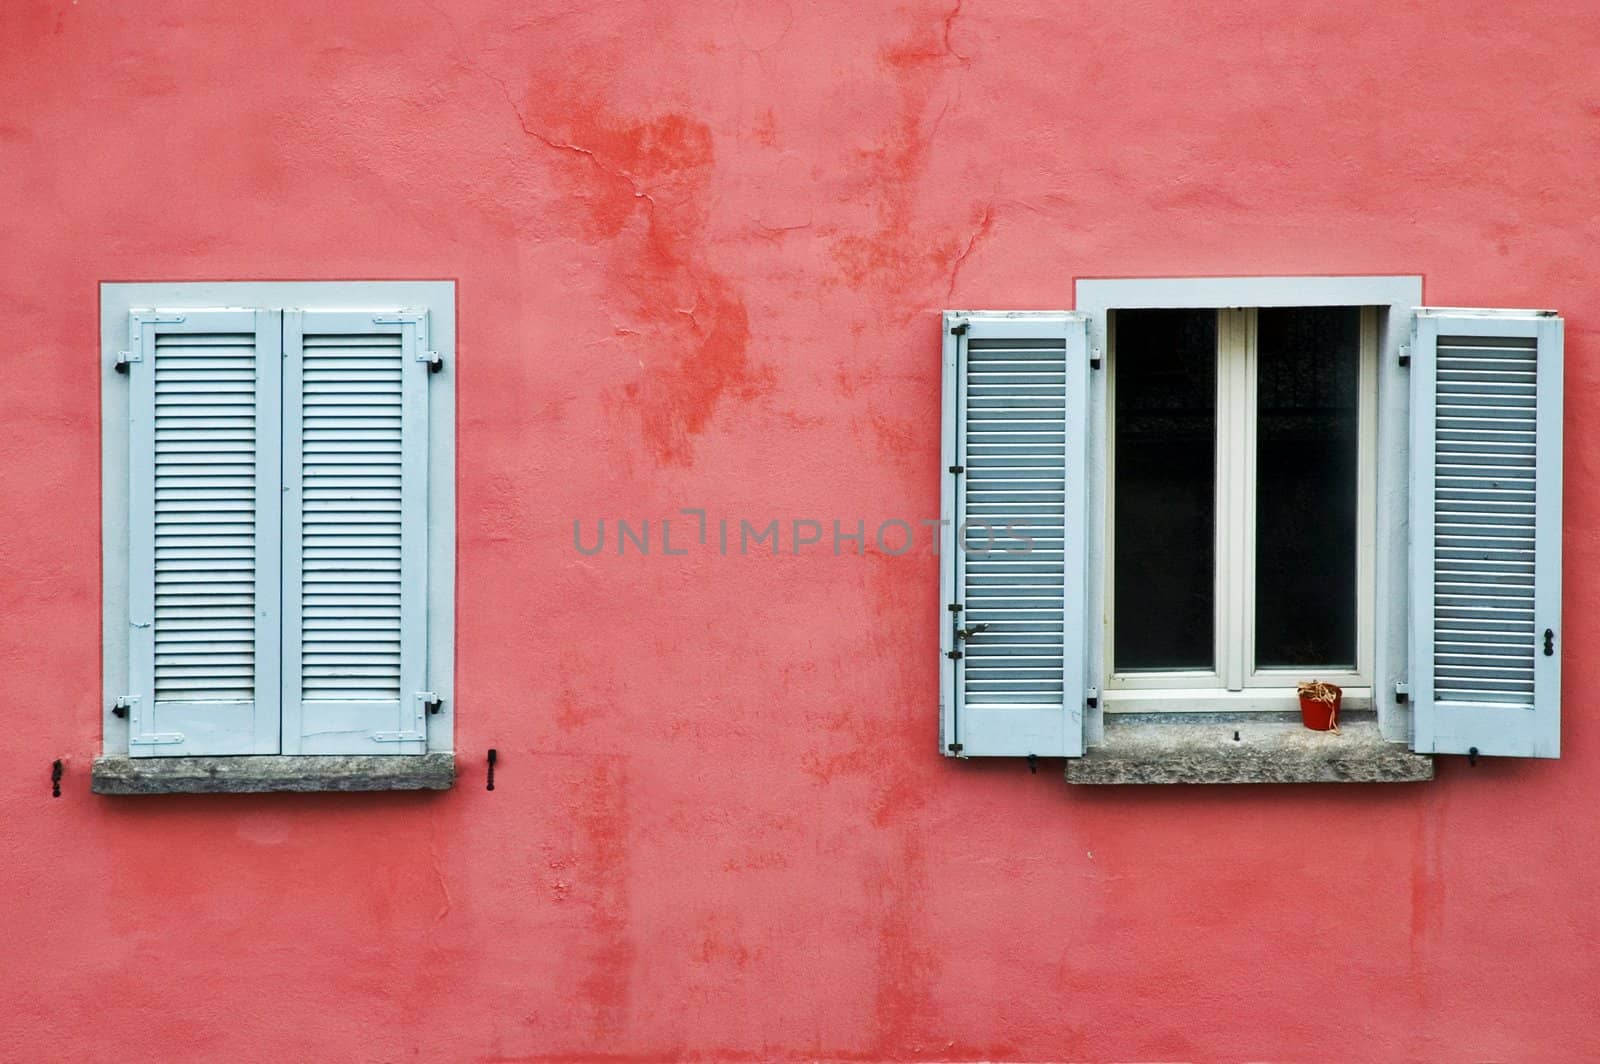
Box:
xmin=151 ymin=331 xmax=256 ymax=707
xmin=1429 ymin=330 xmax=1540 ymax=706
xmin=297 ymin=328 xmax=402 ymax=703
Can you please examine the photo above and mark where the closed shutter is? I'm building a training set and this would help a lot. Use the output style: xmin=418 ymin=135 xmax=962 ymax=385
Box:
xmin=281 ymin=310 xmax=432 ymax=754
xmin=1410 ymin=309 xmax=1563 ymax=757
xmin=126 ymin=309 xmax=282 ymax=756
xmin=940 ymin=312 xmax=1090 ymax=757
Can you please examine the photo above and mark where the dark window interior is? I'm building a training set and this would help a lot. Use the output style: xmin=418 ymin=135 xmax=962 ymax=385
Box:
xmin=1112 ymin=306 xmax=1361 ymax=676
xmin=1113 ymin=309 xmax=1218 ymax=671
xmin=1254 ymin=307 xmax=1360 ymax=667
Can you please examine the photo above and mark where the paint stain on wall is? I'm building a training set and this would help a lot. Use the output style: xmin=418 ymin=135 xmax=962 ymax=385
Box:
xmin=514 ymin=90 xmax=773 ymax=467
xmin=564 ymin=757 xmax=636 ymax=1038
xmin=828 ymin=3 xmax=989 ymax=301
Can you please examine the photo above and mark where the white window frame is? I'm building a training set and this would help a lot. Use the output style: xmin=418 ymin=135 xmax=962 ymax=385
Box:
xmin=99 ymin=281 xmax=457 ymax=758
xmin=1104 ymin=306 xmax=1377 ymax=703
xmin=1077 ymin=277 xmax=1422 ymax=746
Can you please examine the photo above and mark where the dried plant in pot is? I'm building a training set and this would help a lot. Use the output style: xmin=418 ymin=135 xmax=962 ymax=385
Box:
xmin=1297 ymin=680 xmax=1342 ymax=732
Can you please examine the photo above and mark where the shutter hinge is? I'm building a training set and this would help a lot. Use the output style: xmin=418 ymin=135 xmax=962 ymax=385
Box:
xmin=116 ymin=694 xmax=184 ymax=744
xmin=374 ymin=691 xmax=437 ymax=743
xmin=1395 ymin=681 xmax=1410 ymax=704
xmin=1086 ymin=686 xmax=1099 ymax=710
xmin=418 ymin=350 xmax=443 ymax=373
xmin=947 ymin=603 xmax=963 ymax=613
xmin=1090 ymin=346 xmax=1103 ymax=369
xmin=945 ymin=650 xmax=963 ymax=660
xmin=948 ymin=465 xmax=964 ymax=474
xmin=949 ymin=319 xmax=969 ymax=336
xmin=947 ymin=742 xmax=964 ymax=755
xmin=372 ymin=730 xmax=427 ymax=743
xmin=113 ymin=350 xmax=140 ymax=373
xmin=371 ymin=311 xmax=427 ymax=325
xmin=1398 ymin=344 xmax=1410 ymax=368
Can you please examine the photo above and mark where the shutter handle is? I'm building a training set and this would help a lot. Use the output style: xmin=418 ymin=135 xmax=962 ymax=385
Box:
xmin=955 ymin=623 xmax=990 ymax=640
xmin=1543 ymin=628 xmax=1554 ymax=656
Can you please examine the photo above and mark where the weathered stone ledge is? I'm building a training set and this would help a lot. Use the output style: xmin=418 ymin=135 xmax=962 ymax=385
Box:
xmin=1067 ymin=717 xmax=1433 ymax=785
xmin=91 ymin=753 xmax=455 ymax=794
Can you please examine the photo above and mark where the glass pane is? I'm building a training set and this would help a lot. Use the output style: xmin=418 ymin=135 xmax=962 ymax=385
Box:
xmin=1254 ymin=307 xmax=1360 ymax=668
xmin=1113 ymin=310 xmax=1217 ymax=672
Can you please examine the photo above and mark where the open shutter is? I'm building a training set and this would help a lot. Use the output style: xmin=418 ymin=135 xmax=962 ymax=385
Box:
xmin=281 ymin=309 xmax=432 ymax=754
xmin=1410 ymin=309 xmax=1562 ymax=757
xmin=940 ymin=311 xmax=1090 ymax=757
xmin=127 ymin=309 xmax=282 ymax=756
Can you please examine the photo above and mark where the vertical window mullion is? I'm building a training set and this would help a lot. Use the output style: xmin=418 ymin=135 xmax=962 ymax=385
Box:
xmin=1213 ymin=309 xmax=1230 ymax=687
xmin=1238 ymin=308 xmax=1258 ymax=691
xmin=1217 ymin=309 xmax=1251 ymax=691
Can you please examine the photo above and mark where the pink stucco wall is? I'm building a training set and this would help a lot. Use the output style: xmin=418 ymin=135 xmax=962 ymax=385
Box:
xmin=4 ymin=1 xmax=1600 ymax=1060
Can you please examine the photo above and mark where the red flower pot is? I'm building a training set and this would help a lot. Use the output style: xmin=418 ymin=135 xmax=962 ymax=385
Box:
xmin=1298 ymin=685 xmax=1342 ymax=731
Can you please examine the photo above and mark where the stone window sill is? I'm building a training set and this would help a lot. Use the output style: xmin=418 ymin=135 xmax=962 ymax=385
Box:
xmin=1066 ymin=716 xmax=1433 ymax=784
xmin=91 ymin=753 xmax=455 ymax=795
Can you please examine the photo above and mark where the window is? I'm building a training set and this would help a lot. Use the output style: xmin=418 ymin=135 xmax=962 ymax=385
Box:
xmin=939 ymin=277 xmax=1563 ymax=768
xmin=1106 ymin=306 xmax=1375 ymax=711
xmin=96 ymin=283 xmax=454 ymax=792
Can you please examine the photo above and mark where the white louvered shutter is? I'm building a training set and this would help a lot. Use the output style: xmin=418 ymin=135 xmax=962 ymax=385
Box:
xmin=127 ymin=309 xmax=282 ymax=756
xmin=1410 ymin=309 xmax=1563 ymax=757
xmin=281 ymin=310 xmax=432 ymax=754
xmin=939 ymin=312 xmax=1090 ymax=757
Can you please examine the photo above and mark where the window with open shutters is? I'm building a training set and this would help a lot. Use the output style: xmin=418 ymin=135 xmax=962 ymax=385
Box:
xmin=941 ymin=281 xmax=1563 ymax=770
xmin=102 ymin=283 xmax=454 ymax=777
